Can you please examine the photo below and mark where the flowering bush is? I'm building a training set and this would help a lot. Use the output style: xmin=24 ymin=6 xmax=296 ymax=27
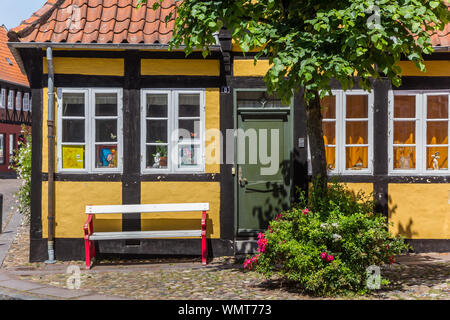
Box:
xmin=244 ymin=181 xmax=410 ymax=296
xmin=9 ymin=125 xmax=32 ymax=221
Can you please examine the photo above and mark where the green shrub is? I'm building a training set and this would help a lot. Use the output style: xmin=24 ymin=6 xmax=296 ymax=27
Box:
xmin=9 ymin=125 xmax=32 ymax=221
xmin=244 ymin=181 xmax=410 ymax=296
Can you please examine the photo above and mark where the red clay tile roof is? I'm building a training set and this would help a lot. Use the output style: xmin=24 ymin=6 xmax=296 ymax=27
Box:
xmin=0 ymin=26 xmax=29 ymax=87
xmin=429 ymin=2 xmax=450 ymax=47
xmin=6 ymin=0 xmax=450 ymax=47
xmin=8 ymin=0 xmax=178 ymax=44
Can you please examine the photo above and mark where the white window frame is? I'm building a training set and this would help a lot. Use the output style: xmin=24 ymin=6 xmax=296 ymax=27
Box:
xmin=23 ymin=93 xmax=30 ymax=112
xmin=7 ymin=90 xmax=14 ymax=110
xmin=0 ymin=89 xmax=5 ymax=109
xmin=388 ymin=90 xmax=450 ymax=175
xmin=15 ymin=92 xmax=22 ymax=111
xmin=57 ymin=88 xmax=123 ymax=173
xmin=308 ymin=89 xmax=374 ymax=175
xmin=141 ymin=89 xmax=206 ymax=174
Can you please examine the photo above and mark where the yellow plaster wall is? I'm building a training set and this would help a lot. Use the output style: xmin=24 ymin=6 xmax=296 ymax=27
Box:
xmin=205 ymin=88 xmax=221 ymax=174
xmin=141 ymin=59 xmax=220 ymax=76
xmin=388 ymin=184 xmax=450 ymax=239
xmin=397 ymin=61 xmax=450 ymax=77
xmin=141 ymin=182 xmax=221 ymax=238
xmin=43 ymin=57 xmax=124 ymax=76
xmin=343 ymin=183 xmax=374 ymax=199
xmin=233 ymin=59 xmax=271 ymax=77
xmin=42 ymin=181 xmax=123 ymax=238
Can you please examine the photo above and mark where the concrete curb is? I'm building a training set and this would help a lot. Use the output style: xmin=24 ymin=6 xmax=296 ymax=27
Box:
xmin=0 ymin=269 xmax=128 ymax=300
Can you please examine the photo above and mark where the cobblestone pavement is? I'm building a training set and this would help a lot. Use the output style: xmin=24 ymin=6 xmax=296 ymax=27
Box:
xmin=2 ymin=223 xmax=449 ymax=300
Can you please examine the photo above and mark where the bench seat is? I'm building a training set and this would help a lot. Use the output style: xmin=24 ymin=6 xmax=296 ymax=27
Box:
xmin=89 ymin=230 xmax=202 ymax=241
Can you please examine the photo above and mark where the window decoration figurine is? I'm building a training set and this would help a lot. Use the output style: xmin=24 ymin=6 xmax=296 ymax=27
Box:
xmin=152 ymin=141 xmax=167 ymax=168
xmin=399 ymin=154 xmax=411 ymax=169
xmin=99 ymin=148 xmax=115 ymax=168
xmin=431 ymin=151 xmax=440 ymax=170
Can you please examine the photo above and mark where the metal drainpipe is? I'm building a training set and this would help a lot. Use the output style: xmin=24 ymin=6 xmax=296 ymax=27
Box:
xmin=45 ymin=47 xmax=56 ymax=264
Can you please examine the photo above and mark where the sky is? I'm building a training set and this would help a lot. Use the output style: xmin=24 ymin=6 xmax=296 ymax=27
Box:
xmin=0 ymin=0 xmax=46 ymax=30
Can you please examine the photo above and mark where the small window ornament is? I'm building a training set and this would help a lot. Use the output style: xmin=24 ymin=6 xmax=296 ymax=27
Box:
xmin=431 ymin=151 xmax=440 ymax=170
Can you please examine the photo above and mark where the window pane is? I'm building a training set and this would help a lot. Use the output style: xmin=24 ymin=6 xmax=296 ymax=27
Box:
xmin=236 ymin=91 xmax=285 ymax=108
xmin=325 ymin=146 xmax=335 ymax=170
xmin=394 ymin=121 xmax=415 ymax=144
xmin=346 ymin=121 xmax=368 ymax=144
xmin=147 ymin=94 xmax=168 ymax=118
xmin=346 ymin=95 xmax=368 ymax=118
xmin=345 ymin=146 xmax=368 ymax=170
xmin=393 ymin=146 xmax=416 ymax=169
xmin=95 ymin=119 xmax=117 ymax=142
xmin=321 ymin=96 xmax=336 ymax=119
xmin=427 ymin=121 xmax=448 ymax=145
xmin=95 ymin=93 xmax=117 ymax=116
xmin=427 ymin=95 xmax=448 ymax=119
xmin=9 ymin=134 xmax=14 ymax=157
xmin=62 ymin=120 xmax=84 ymax=142
xmin=62 ymin=93 xmax=84 ymax=117
xmin=62 ymin=145 xmax=85 ymax=169
xmin=179 ymin=94 xmax=200 ymax=117
xmin=147 ymin=120 xmax=168 ymax=143
xmin=95 ymin=145 xmax=118 ymax=168
xmin=146 ymin=145 xmax=168 ymax=169
xmin=394 ymin=96 xmax=415 ymax=118
xmin=178 ymin=144 xmax=200 ymax=168
xmin=426 ymin=147 xmax=448 ymax=170
xmin=179 ymin=119 xmax=200 ymax=140
xmin=0 ymin=134 xmax=4 ymax=164
xmin=322 ymin=122 xmax=335 ymax=145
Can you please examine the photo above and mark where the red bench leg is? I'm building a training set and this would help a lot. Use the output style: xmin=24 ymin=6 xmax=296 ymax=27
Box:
xmin=201 ymin=211 xmax=207 ymax=266
xmin=84 ymin=214 xmax=94 ymax=270
xmin=84 ymin=237 xmax=91 ymax=270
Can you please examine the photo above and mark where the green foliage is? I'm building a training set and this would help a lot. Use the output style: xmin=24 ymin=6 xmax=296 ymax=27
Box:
xmin=244 ymin=181 xmax=410 ymax=296
xmin=138 ymin=0 xmax=449 ymax=104
xmin=9 ymin=125 xmax=32 ymax=221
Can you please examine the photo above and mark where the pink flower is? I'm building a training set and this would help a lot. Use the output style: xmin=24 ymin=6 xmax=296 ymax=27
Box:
xmin=302 ymin=208 xmax=309 ymax=215
xmin=275 ymin=214 xmax=283 ymax=221
xmin=326 ymin=255 xmax=334 ymax=262
xmin=243 ymin=255 xmax=260 ymax=270
xmin=320 ymin=252 xmax=327 ymax=260
xmin=268 ymin=226 xmax=273 ymax=233
xmin=257 ymin=234 xmax=268 ymax=253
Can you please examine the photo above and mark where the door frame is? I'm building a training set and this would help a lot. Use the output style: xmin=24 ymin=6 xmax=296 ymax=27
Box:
xmin=233 ymin=88 xmax=294 ymax=237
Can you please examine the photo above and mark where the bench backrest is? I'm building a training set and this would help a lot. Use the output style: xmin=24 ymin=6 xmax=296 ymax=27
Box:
xmin=86 ymin=203 xmax=209 ymax=214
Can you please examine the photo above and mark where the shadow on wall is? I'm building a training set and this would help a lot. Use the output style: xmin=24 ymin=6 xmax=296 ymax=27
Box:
xmin=388 ymin=194 xmax=418 ymax=239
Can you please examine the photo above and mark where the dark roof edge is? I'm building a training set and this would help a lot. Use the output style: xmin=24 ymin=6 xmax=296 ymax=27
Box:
xmin=7 ymin=42 xmax=221 ymax=51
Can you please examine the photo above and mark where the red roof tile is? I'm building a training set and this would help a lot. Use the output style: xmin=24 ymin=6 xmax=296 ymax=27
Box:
xmin=7 ymin=0 xmax=178 ymax=44
xmin=6 ymin=0 xmax=450 ymax=47
xmin=0 ymin=26 xmax=29 ymax=87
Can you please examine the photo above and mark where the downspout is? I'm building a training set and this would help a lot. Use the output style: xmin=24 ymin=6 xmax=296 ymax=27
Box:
xmin=45 ymin=47 xmax=56 ymax=264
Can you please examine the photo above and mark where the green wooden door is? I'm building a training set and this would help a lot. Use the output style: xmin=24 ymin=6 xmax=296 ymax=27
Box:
xmin=236 ymin=111 xmax=291 ymax=236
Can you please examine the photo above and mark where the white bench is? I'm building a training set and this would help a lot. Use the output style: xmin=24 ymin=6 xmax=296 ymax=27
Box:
xmin=83 ymin=203 xmax=209 ymax=269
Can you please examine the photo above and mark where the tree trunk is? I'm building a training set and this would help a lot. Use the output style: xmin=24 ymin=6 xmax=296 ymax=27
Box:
xmin=305 ymin=90 xmax=328 ymax=194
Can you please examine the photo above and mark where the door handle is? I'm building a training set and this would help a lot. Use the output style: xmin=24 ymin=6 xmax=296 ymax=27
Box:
xmin=238 ymin=166 xmax=248 ymax=187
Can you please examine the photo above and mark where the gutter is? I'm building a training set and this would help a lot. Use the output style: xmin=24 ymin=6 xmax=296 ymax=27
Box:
xmin=45 ymin=47 xmax=56 ymax=264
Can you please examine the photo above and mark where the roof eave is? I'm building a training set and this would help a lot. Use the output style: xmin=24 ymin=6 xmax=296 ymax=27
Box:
xmin=7 ymin=42 xmax=222 ymax=51
xmin=432 ymin=45 xmax=450 ymax=52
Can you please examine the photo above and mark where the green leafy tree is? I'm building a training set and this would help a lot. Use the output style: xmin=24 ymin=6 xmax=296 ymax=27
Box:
xmin=9 ymin=125 xmax=32 ymax=221
xmin=138 ymin=0 xmax=449 ymax=192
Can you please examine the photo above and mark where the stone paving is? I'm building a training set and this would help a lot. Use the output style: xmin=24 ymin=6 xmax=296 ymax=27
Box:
xmin=1 ymin=221 xmax=449 ymax=300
